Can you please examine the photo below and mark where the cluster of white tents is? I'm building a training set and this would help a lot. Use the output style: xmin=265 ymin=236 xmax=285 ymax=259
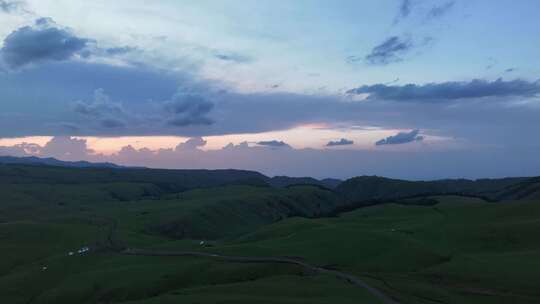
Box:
xmin=78 ymin=246 xmax=90 ymax=254
xmin=67 ymin=246 xmax=90 ymax=256
xmin=43 ymin=246 xmax=92 ymax=272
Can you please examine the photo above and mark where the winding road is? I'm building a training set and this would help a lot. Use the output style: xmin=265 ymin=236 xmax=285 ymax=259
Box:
xmin=100 ymin=215 xmax=399 ymax=303
xmin=122 ymin=248 xmax=400 ymax=304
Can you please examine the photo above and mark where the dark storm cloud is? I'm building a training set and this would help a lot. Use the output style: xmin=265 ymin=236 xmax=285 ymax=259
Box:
xmin=1 ymin=18 xmax=91 ymax=68
xmin=168 ymin=115 xmax=214 ymax=127
xmin=99 ymin=118 xmax=125 ymax=128
xmin=257 ymin=140 xmax=291 ymax=148
xmin=347 ymin=78 xmax=540 ymax=101
xmin=1 ymin=18 xmax=140 ymax=69
xmin=326 ymin=138 xmax=354 ymax=147
xmin=74 ymin=89 xmax=125 ymax=117
xmin=164 ymin=92 xmax=215 ymax=127
xmin=2 ymin=61 xmax=540 ymax=143
xmin=6 ymin=60 xmax=180 ymax=103
xmin=0 ymin=60 xmax=184 ymax=137
xmin=73 ymin=89 xmax=129 ymax=129
xmin=427 ymin=1 xmax=455 ymax=19
xmin=365 ymin=36 xmax=413 ymax=65
xmin=74 ymin=88 xmax=217 ymax=131
xmin=375 ymin=129 xmax=424 ymax=146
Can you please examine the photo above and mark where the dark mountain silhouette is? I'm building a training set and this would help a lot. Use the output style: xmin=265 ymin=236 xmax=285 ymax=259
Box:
xmin=268 ymin=176 xmax=342 ymax=189
xmin=0 ymin=156 xmax=124 ymax=169
xmin=336 ymin=175 xmax=531 ymax=204
xmin=0 ymin=156 xmax=341 ymax=189
xmin=2 ymin=156 xmax=539 ymax=203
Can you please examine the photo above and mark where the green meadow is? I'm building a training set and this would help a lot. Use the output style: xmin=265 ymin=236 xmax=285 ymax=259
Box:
xmin=1 ymin=164 xmax=539 ymax=303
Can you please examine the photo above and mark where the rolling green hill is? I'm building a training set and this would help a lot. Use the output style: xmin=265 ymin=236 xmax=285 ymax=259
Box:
xmin=336 ymin=175 xmax=530 ymax=203
xmin=0 ymin=163 xmax=268 ymax=190
xmin=493 ymin=177 xmax=540 ymax=201
xmin=114 ymin=185 xmax=345 ymax=240
xmin=1 ymin=163 xmax=540 ymax=303
xmin=155 ymin=196 xmax=540 ymax=303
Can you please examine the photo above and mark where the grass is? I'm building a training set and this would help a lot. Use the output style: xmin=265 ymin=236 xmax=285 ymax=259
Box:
xmin=121 ymin=275 xmax=383 ymax=304
xmin=192 ymin=197 xmax=540 ymax=303
xmin=1 ymin=165 xmax=539 ymax=304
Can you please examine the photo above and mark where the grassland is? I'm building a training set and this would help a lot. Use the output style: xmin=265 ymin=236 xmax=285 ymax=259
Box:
xmin=1 ymin=164 xmax=539 ymax=303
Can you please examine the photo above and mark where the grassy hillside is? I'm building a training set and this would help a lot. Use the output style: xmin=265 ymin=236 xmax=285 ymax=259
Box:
xmin=100 ymin=185 xmax=344 ymax=241
xmin=2 ymin=193 xmax=539 ymax=303
xmin=0 ymin=163 xmax=268 ymax=189
xmin=336 ymin=175 xmax=530 ymax=203
xmin=1 ymin=164 xmax=540 ymax=303
xmin=195 ymin=196 xmax=540 ymax=303
xmin=494 ymin=177 xmax=540 ymax=200
xmin=0 ymin=176 xmax=382 ymax=303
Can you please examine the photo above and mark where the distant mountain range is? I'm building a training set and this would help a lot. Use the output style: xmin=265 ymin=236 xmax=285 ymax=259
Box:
xmin=0 ymin=155 xmax=342 ymax=189
xmin=0 ymin=156 xmax=124 ymax=169
xmin=1 ymin=156 xmax=538 ymax=201
xmin=335 ymin=175 xmax=531 ymax=204
xmin=267 ymin=176 xmax=342 ymax=189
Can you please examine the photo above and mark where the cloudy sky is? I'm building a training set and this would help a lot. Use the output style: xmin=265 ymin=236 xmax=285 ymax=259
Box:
xmin=1 ymin=0 xmax=539 ymax=179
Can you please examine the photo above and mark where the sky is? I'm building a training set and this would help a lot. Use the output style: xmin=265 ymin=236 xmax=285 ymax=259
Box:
xmin=0 ymin=0 xmax=539 ymax=179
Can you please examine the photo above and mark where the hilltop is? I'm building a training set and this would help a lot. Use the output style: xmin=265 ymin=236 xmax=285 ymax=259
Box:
xmin=1 ymin=162 xmax=539 ymax=240
xmin=0 ymin=156 xmax=125 ymax=169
